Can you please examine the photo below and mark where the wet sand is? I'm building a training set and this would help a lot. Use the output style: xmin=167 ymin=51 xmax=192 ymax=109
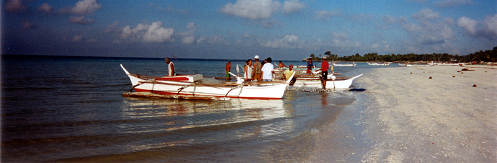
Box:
xmin=347 ymin=65 xmax=497 ymax=162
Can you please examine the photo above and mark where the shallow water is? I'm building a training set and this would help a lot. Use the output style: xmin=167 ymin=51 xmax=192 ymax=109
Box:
xmin=2 ymin=56 xmax=377 ymax=162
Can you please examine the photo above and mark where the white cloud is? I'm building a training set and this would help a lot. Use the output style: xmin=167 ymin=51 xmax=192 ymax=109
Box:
xmin=435 ymin=0 xmax=472 ymax=7
xmin=457 ymin=16 xmax=477 ymax=34
xmin=395 ymin=11 xmax=456 ymax=48
xmin=440 ymin=24 xmax=454 ymax=39
xmin=180 ymin=22 xmax=196 ymax=44
xmin=71 ymin=0 xmax=101 ymax=15
xmin=39 ymin=3 xmax=53 ymax=13
xmin=182 ymin=36 xmax=195 ymax=44
xmin=221 ymin=0 xmax=280 ymax=19
xmin=382 ymin=15 xmax=396 ymax=24
xmin=196 ymin=35 xmax=226 ymax=45
xmin=457 ymin=14 xmax=497 ymax=40
xmin=315 ymin=10 xmax=340 ymax=21
xmin=120 ymin=21 xmax=174 ymax=43
xmin=283 ymin=0 xmax=305 ymax=14
xmin=483 ymin=14 xmax=497 ymax=36
xmin=402 ymin=23 xmax=422 ymax=32
xmin=5 ymin=0 xmax=25 ymax=12
xmin=263 ymin=34 xmax=299 ymax=48
xmin=414 ymin=8 xmax=439 ymax=20
xmin=419 ymin=36 xmax=445 ymax=45
xmin=371 ymin=43 xmax=380 ymax=49
xmin=330 ymin=32 xmax=360 ymax=48
xmin=69 ymin=16 xmax=94 ymax=24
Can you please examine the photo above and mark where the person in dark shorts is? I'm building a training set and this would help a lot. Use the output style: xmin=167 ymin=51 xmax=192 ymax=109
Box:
xmin=320 ymin=56 xmax=329 ymax=89
xmin=306 ymin=58 xmax=314 ymax=74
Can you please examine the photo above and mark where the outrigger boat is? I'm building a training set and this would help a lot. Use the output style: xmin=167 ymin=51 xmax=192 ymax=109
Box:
xmin=120 ymin=64 xmax=295 ymax=100
xmin=273 ymin=66 xmax=362 ymax=89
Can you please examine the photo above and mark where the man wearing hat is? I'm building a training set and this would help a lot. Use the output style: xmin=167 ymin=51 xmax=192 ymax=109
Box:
xmin=252 ymin=55 xmax=262 ymax=81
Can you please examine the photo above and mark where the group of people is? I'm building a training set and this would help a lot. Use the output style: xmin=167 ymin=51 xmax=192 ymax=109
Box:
xmin=226 ymin=55 xmax=295 ymax=82
xmin=165 ymin=55 xmax=333 ymax=89
xmin=240 ymin=55 xmax=275 ymax=82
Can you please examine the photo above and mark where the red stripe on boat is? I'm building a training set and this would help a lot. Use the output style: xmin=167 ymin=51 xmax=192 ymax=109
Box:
xmin=133 ymin=88 xmax=282 ymax=100
xmin=155 ymin=77 xmax=190 ymax=81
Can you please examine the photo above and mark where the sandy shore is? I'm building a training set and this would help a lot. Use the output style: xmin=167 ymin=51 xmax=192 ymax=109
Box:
xmin=351 ymin=65 xmax=497 ymax=162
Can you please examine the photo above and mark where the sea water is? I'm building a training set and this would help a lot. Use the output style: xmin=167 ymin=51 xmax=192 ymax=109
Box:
xmin=2 ymin=55 xmax=386 ymax=162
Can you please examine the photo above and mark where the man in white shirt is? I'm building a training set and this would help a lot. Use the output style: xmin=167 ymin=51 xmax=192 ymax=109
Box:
xmin=261 ymin=57 xmax=274 ymax=81
xmin=165 ymin=57 xmax=175 ymax=76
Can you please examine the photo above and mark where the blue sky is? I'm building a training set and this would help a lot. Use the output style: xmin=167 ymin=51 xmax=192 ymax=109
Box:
xmin=2 ymin=0 xmax=496 ymax=59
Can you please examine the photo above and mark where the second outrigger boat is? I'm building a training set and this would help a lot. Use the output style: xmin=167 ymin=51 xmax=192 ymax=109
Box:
xmin=332 ymin=62 xmax=356 ymax=67
xmin=368 ymin=62 xmax=391 ymax=66
xmin=292 ymin=73 xmax=363 ymax=89
xmin=273 ymin=66 xmax=362 ymax=89
xmin=120 ymin=64 xmax=295 ymax=100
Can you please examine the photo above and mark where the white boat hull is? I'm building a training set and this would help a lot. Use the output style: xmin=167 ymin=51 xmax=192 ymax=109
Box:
xmin=292 ymin=74 xmax=363 ymax=89
xmin=333 ymin=63 xmax=356 ymax=67
xmin=121 ymin=64 xmax=292 ymax=100
xmin=368 ymin=63 xmax=391 ymax=66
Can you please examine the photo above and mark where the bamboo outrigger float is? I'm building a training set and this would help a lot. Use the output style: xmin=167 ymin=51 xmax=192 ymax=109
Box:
xmin=120 ymin=64 xmax=295 ymax=100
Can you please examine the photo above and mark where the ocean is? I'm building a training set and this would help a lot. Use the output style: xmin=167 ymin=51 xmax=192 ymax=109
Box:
xmin=1 ymin=55 xmax=387 ymax=162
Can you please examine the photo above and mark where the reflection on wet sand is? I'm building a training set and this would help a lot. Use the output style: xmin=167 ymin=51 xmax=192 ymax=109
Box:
xmin=56 ymin=91 xmax=355 ymax=162
xmin=119 ymin=97 xmax=295 ymax=152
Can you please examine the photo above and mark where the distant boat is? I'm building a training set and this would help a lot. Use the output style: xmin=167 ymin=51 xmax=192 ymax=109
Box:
xmin=368 ymin=62 xmax=391 ymax=66
xmin=332 ymin=62 xmax=356 ymax=67
xmin=437 ymin=63 xmax=464 ymax=66
xmin=398 ymin=63 xmax=412 ymax=67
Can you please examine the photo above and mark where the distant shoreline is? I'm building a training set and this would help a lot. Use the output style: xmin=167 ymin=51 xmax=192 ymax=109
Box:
xmin=1 ymin=54 xmax=303 ymax=62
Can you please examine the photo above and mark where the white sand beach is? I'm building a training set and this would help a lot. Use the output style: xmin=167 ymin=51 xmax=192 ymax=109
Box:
xmin=306 ymin=65 xmax=496 ymax=162
xmin=355 ymin=65 xmax=497 ymax=162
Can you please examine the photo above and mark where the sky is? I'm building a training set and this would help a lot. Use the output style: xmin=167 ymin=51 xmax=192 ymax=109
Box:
xmin=2 ymin=0 xmax=496 ymax=59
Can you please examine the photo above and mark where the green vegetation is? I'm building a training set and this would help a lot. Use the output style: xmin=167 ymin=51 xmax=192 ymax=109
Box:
xmin=309 ymin=46 xmax=497 ymax=63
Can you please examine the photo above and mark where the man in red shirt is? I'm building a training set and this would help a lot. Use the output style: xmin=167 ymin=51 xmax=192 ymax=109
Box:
xmin=320 ymin=56 xmax=329 ymax=89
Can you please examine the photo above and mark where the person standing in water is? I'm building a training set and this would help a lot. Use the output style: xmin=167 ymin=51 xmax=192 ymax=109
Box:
xmin=244 ymin=59 xmax=253 ymax=80
xmin=165 ymin=57 xmax=175 ymax=76
xmin=320 ymin=56 xmax=329 ymax=89
xmin=225 ymin=61 xmax=232 ymax=80
xmin=252 ymin=55 xmax=262 ymax=81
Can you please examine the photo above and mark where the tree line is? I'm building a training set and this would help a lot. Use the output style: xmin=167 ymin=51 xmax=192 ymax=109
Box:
xmin=307 ymin=46 xmax=497 ymax=63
